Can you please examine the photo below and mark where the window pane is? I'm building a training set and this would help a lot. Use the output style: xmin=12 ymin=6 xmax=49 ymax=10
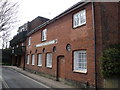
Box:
xmin=28 ymin=37 xmax=31 ymax=46
xmin=74 ymin=51 xmax=78 ymax=70
xmin=38 ymin=54 xmax=42 ymax=66
xmin=32 ymin=54 xmax=35 ymax=65
xmin=27 ymin=55 xmax=29 ymax=64
xmin=73 ymin=10 xmax=86 ymax=28
xmin=46 ymin=53 xmax=52 ymax=68
xmin=74 ymin=50 xmax=87 ymax=72
xmin=80 ymin=10 xmax=86 ymax=24
xmin=42 ymin=29 xmax=47 ymax=41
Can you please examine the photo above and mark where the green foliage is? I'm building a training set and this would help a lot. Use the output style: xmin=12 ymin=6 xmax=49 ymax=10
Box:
xmin=100 ymin=44 xmax=120 ymax=78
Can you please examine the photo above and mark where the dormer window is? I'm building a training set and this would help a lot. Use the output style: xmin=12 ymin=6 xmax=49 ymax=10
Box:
xmin=73 ymin=10 xmax=86 ymax=28
xmin=42 ymin=29 xmax=47 ymax=41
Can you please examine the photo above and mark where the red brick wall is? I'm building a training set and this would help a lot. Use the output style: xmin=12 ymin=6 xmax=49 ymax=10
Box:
xmin=20 ymin=55 xmax=24 ymax=68
xmin=25 ymin=2 xmax=119 ymax=88
xmin=25 ymin=3 xmax=96 ymax=87
xmin=94 ymin=2 xmax=119 ymax=88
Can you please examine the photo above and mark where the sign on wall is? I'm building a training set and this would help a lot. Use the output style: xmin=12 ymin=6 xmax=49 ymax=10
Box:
xmin=35 ymin=39 xmax=58 ymax=47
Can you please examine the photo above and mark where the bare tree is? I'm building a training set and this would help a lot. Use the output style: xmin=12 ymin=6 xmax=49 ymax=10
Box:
xmin=1 ymin=30 xmax=10 ymax=49
xmin=0 ymin=0 xmax=19 ymax=49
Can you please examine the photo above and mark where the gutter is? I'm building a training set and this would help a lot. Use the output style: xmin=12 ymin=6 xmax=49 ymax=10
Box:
xmin=92 ymin=2 xmax=97 ymax=89
xmin=27 ymin=2 xmax=90 ymax=36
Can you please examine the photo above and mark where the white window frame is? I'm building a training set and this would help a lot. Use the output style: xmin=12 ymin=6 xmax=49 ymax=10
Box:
xmin=12 ymin=49 xmax=14 ymax=54
xmin=42 ymin=29 xmax=47 ymax=41
xmin=22 ymin=43 xmax=24 ymax=46
xmin=73 ymin=50 xmax=87 ymax=73
xmin=31 ymin=54 xmax=35 ymax=65
xmin=28 ymin=37 xmax=31 ymax=46
xmin=73 ymin=10 xmax=86 ymax=28
xmin=38 ymin=54 xmax=42 ymax=67
xmin=16 ymin=45 xmax=18 ymax=47
xmin=46 ymin=53 xmax=52 ymax=68
xmin=27 ymin=55 xmax=30 ymax=64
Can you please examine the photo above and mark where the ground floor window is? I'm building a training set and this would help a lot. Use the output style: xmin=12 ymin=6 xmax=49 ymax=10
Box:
xmin=38 ymin=54 xmax=42 ymax=66
xmin=46 ymin=53 xmax=52 ymax=68
xmin=31 ymin=54 xmax=35 ymax=65
xmin=27 ymin=55 xmax=30 ymax=64
xmin=73 ymin=50 xmax=87 ymax=73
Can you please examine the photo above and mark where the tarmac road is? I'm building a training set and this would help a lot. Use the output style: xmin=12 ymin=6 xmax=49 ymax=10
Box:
xmin=2 ymin=66 xmax=50 ymax=89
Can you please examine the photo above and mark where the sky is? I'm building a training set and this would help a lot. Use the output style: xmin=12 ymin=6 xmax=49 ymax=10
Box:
xmin=11 ymin=0 xmax=80 ymax=38
xmin=18 ymin=0 xmax=80 ymax=24
xmin=1 ymin=0 xmax=118 ymax=48
xmin=0 ymin=0 xmax=80 ymax=49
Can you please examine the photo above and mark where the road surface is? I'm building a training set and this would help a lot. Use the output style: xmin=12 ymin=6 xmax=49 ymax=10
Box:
xmin=1 ymin=66 xmax=50 ymax=89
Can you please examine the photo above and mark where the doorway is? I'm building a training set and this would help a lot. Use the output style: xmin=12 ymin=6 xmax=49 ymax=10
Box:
xmin=18 ymin=55 xmax=21 ymax=67
xmin=57 ymin=55 xmax=65 ymax=81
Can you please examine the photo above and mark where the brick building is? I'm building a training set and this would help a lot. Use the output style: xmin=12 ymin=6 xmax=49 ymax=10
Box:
xmin=10 ymin=16 xmax=49 ymax=68
xmin=10 ymin=2 xmax=120 ymax=88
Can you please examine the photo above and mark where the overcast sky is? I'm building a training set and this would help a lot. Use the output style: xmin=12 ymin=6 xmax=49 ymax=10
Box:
xmin=0 ymin=0 xmax=80 ymax=49
xmin=11 ymin=0 xmax=80 ymax=36
xmin=19 ymin=0 xmax=80 ymax=23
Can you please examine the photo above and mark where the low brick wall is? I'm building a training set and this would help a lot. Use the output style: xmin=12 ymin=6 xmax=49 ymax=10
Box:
xmin=104 ymin=78 xmax=120 ymax=88
xmin=25 ymin=67 xmax=95 ymax=88
xmin=25 ymin=68 xmax=56 ymax=80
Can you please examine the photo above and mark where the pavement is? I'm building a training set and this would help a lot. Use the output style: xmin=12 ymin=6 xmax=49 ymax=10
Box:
xmin=3 ymin=66 xmax=75 ymax=88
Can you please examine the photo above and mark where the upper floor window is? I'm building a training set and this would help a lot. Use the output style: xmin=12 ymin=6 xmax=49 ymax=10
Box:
xmin=28 ymin=37 xmax=31 ymax=46
xmin=42 ymin=29 xmax=47 ymax=41
xmin=73 ymin=50 xmax=87 ymax=73
xmin=73 ymin=10 xmax=86 ymax=28
xmin=46 ymin=53 xmax=52 ymax=68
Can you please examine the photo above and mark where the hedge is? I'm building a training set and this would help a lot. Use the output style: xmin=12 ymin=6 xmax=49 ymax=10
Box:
xmin=100 ymin=44 xmax=120 ymax=78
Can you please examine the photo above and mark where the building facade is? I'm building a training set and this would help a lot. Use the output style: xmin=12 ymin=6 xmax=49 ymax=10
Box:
xmin=10 ymin=2 xmax=120 ymax=88
xmin=10 ymin=16 xmax=49 ymax=68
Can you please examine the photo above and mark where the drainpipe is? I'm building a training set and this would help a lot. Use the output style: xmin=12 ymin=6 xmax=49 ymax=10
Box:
xmin=23 ymin=52 xmax=25 ymax=70
xmin=23 ymin=46 xmax=26 ymax=70
xmin=92 ymin=2 xmax=97 ymax=89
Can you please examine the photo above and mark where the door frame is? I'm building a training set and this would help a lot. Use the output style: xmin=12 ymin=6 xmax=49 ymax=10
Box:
xmin=56 ymin=55 xmax=65 ymax=81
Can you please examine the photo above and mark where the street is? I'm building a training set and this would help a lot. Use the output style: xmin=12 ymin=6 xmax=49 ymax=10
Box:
xmin=1 ymin=66 xmax=50 ymax=89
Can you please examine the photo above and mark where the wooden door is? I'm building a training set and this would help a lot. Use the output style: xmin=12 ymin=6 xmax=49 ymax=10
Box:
xmin=57 ymin=56 xmax=65 ymax=81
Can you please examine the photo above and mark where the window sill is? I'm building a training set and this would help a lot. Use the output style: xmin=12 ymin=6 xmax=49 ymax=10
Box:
xmin=46 ymin=66 xmax=52 ymax=69
xmin=41 ymin=40 xmax=46 ymax=42
xmin=73 ymin=70 xmax=87 ymax=74
xmin=38 ymin=65 xmax=42 ymax=67
xmin=73 ymin=23 xmax=86 ymax=29
xmin=31 ymin=64 xmax=35 ymax=66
